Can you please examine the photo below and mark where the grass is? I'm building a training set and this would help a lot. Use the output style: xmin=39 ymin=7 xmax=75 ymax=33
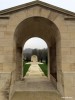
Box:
xmin=23 ymin=62 xmax=31 ymax=77
xmin=38 ymin=63 xmax=48 ymax=77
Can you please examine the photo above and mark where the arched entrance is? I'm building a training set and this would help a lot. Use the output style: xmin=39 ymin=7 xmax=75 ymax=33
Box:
xmin=14 ymin=16 xmax=61 ymax=88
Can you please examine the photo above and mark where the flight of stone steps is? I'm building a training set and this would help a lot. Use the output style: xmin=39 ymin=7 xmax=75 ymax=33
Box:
xmin=11 ymin=91 xmax=61 ymax=100
xmin=11 ymin=77 xmax=62 ymax=100
xmin=11 ymin=62 xmax=62 ymax=100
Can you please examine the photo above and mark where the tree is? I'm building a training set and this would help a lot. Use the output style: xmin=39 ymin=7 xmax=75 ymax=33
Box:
xmin=32 ymin=49 xmax=37 ymax=55
xmin=23 ymin=48 xmax=48 ymax=63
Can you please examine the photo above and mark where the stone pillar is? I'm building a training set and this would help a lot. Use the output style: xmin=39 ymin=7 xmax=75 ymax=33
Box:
xmin=56 ymin=40 xmax=64 ymax=96
xmin=50 ymin=44 xmax=57 ymax=80
xmin=16 ymin=47 xmax=22 ymax=80
xmin=48 ymin=47 xmax=50 ymax=80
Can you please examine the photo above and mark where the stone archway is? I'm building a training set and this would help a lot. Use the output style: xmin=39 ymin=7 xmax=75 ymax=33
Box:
xmin=14 ymin=16 xmax=61 ymax=88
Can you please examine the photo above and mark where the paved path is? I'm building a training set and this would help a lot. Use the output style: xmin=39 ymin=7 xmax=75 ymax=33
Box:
xmin=25 ymin=62 xmax=44 ymax=77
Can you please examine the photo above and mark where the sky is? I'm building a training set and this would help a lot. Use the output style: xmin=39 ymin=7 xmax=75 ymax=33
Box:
xmin=0 ymin=0 xmax=75 ymax=12
xmin=0 ymin=0 xmax=75 ymax=49
xmin=23 ymin=37 xmax=47 ymax=49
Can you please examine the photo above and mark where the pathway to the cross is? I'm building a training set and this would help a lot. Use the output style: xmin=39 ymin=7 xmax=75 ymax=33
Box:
xmin=25 ymin=62 xmax=45 ymax=77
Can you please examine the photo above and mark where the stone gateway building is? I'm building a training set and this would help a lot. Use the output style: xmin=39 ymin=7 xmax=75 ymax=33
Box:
xmin=0 ymin=0 xmax=75 ymax=100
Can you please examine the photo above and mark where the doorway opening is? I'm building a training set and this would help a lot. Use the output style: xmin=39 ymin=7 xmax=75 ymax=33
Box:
xmin=22 ymin=37 xmax=48 ymax=78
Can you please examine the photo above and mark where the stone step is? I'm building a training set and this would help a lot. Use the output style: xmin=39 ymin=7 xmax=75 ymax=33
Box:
xmin=11 ymin=91 xmax=62 ymax=100
xmin=26 ymin=74 xmax=44 ymax=76
xmin=26 ymin=72 xmax=44 ymax=75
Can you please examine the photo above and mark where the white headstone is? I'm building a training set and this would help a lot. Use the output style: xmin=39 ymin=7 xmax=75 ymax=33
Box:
xmin=31 ymin=55 xmax=38 ymax=62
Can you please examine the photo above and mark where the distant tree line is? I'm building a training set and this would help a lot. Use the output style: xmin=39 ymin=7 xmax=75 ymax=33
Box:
xmin=23 ymin=48 xmax=48 ymax=64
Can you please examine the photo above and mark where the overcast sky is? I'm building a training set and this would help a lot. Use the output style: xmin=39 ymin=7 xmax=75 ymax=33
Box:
xmin=23 ymin=37 xmax=47 ymax=49
xmin=0 ymin=0 xmax=75 ymax=12
xmin=0 ymin=0 xmax=75 ymax=49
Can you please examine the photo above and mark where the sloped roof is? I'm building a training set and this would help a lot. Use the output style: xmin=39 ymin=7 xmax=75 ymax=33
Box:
xmin=0 ymin=0 xmax=75 ymax=17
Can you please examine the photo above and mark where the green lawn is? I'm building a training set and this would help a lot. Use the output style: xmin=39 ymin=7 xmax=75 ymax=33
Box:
xmin=23 ymin=62 xmax=31 ymax=77
xmin=38 ymin=63 xmax=48 ymax=77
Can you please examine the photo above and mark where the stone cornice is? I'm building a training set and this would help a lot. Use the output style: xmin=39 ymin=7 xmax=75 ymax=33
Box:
xmin=0 ymin=15 xmax=10 ymax=19
xmin=64 ymin=17 xmax=75 ymax=21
